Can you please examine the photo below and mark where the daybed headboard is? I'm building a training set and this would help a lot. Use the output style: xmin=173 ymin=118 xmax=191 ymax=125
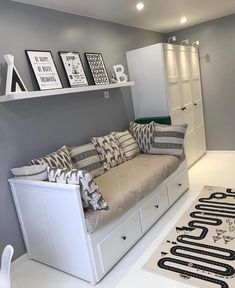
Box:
xmin=135 ymin=116 xmax=171 ymax=125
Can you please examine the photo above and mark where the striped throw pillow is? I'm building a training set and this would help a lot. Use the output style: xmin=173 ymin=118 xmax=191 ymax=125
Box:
xmin=113 ymin=130 xmax=141 ymax=160
xmin=11 ymin=164 xmax=48 ymax=181
xmin=150 ymin=124 xmax=187 ymax=156
xmin=69 ymin=143 xmax=104 ymax=178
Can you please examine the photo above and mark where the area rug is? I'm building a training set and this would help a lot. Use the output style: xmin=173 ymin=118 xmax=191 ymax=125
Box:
xmin=143 ymin=186 xmax=235 ymax=288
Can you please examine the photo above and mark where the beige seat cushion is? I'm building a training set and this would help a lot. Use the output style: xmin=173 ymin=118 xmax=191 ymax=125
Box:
xmin=85 ymin=154 xmax=181 ymax=233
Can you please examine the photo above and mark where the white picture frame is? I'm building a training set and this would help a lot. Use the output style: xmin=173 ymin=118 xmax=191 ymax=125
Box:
xmin=26 ymin=50 xmax=62 ymax=90
xmin=59 ymin=52 xmax=88 ymax=87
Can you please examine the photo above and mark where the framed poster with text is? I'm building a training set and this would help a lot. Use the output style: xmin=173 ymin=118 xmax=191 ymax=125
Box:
xmin=59 ymin=52 xmax=88 ymax=87
xmin=26 ymin=50 xmax=62 ymax=90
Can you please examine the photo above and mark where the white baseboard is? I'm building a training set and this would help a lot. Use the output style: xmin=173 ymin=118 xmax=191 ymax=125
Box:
xmin=207 ymin=150 xmax=235 ymax=154
xmin=11 ymin=253 xmax=28 ymax=271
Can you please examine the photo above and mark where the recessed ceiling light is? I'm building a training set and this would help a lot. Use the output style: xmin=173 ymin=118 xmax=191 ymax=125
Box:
xmin=136 ymin=2 xmax=144 ymax=11
xmin=180 ymin=16 xmax=187 ymax=24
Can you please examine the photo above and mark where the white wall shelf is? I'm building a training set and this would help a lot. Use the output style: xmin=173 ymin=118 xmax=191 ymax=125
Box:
xmin=0 ymin=81 xmax=135 ymax=103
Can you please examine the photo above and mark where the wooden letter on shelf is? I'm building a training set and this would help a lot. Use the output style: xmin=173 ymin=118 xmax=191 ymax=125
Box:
xmin=4 ymin=54 xmax=27 ymax=94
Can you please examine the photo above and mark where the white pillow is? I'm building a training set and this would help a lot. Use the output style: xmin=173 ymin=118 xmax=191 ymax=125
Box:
xmin=11 ymin=164 xmax=48 ymax=181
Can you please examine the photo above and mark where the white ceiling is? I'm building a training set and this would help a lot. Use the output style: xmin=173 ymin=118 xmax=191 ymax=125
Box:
xmin=12 ymin=0 xmax=235 ymax=33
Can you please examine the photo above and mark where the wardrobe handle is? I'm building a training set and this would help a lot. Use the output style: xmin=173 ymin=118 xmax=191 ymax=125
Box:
xmin=177 ymin=183 xmax=182 ymax=187
xmin=122 ymin=236 xmax=127 ymax=241
xmin=155 ymin=205 xmax=159 ymax=209
xmin=181 ymin=107 xmax=186 ymax=111
xmin=194 ymin=103 xmax=198 ymax=106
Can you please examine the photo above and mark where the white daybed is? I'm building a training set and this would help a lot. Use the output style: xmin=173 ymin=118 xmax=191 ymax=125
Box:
xmin=9 ymin=154 xmax=189 ymax=285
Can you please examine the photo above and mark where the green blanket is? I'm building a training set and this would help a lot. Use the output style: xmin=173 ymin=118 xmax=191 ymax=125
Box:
xmin=135 ymin=116 xmax=171 ymax=125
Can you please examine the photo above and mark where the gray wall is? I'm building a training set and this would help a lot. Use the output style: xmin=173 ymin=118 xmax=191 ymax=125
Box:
xmin=165 ymin=14 xmax=235 ymax=150
xmin=0 ymin=0 xmax=163 ymax=259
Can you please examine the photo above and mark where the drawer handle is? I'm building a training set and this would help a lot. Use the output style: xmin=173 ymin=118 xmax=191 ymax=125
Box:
xmin=181 ymin=107 xmax=186 ymax=111
xmin=177 ymin=183 xmax=182 ymax=187
xmin=155 ymin=205 xmax=159 ymax=208
xmin=121 ymin=236 xmax=127 ymax=241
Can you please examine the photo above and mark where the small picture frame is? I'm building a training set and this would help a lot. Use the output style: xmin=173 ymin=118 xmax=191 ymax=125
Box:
xmin=25 ymin=50 xmax=62 ymax=90
xmin=85 ymin=53 xmax=110 ymax=85
xmin=59 ymin=52 xmax=88 ymax=87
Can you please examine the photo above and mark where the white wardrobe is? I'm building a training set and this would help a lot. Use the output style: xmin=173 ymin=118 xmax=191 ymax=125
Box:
xmin=126 ymin=43 xmax=206 ymax=167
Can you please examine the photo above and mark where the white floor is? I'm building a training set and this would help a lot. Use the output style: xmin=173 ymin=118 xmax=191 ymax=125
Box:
xmin=11 ymin=152 xmax=235 ymax=288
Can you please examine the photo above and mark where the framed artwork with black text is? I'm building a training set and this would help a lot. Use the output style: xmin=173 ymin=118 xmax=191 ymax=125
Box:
xmin=25 ymin=50 xmax=62 ymax=90
xmin=85 ymin=53 xmax=110 ymax=85
xmin=59 ymin=52 xmax=88 ymax=87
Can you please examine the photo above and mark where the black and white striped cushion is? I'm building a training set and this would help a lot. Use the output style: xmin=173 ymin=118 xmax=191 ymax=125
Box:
xmin=30 ymin=146 xmax=75 ymax=169
xmin=69 ymin=143 xmax=104 ymax=178
xmin=113 ymin=130 xmax=141 ymax=160
xmin=150 ymin=124 xmax=187 ymax=156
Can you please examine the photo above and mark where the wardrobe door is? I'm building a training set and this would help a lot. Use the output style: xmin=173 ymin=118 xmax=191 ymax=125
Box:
xmin=189 ymin=47 xmax=207 ymax=160
xmin=193 ymin=103 xmax=206 ymax=159
xmin=163 ymin=44 xmax=182 ymax=116
xmin=189 ymin=47 xmax=202 ymax=105
xmin=177 ymin=46 xmax=193 ymax=111
xmin=184 ymin=109 xmax=197 ymax=166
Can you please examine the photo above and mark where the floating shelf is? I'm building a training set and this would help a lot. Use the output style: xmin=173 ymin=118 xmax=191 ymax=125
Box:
xmin=0 ymin=81 xmax=135 ymax=103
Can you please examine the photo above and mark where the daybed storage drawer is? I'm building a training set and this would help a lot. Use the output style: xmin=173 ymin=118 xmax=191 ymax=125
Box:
xmin=167 ymin=169 xmax=189 ymax=205
xmin=140 ymin=186 xmax=169 ymax=233
xmin=98 ymin=211 xmax=142 ymax=273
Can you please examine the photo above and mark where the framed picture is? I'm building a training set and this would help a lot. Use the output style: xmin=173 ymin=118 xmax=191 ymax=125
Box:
xmin=85 ymin=53 xmax=110 ymax=85
xmin=59 ymin=52 xmax=88 ymax=87
xmin=25 ymin=50 xmax=63 ymax=90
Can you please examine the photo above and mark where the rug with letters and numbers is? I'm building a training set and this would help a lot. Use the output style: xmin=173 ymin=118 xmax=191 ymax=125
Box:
xmin=143 ymin=186 xmax=235 ymax=288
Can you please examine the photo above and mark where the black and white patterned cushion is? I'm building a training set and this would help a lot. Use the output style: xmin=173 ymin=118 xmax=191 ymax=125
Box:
xmin=69 ymin=143 xmax=104 ymax=178
xmin=11 ymin=164 xmax=48 ymax=181
xmin=150 ymin=123 xmax=187 ymax=156
xmin=112 ymin=130 xmax=141 ymax=160
xmin=91 ymin=134 xmax=126 ymax=171
xmin=129 ymin=122 xmax=154 ymax=153
xmin=47 ymin=167 xmax=108 ymax=211
xmin=30 ymin=146 xmax=75 ymax=169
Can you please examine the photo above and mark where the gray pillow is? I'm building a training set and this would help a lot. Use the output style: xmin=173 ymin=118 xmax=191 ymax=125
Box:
xmin=69 ymin=143 xmax=104 ymax=178
xmin=150 ymin=123 xmax=187 ymax=156
xmin=11 ymin=164 xmax=48 ymax=181
xmin=47 ymin=167 xmax=109 ymax=211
